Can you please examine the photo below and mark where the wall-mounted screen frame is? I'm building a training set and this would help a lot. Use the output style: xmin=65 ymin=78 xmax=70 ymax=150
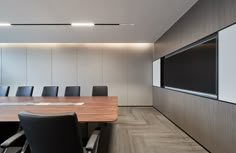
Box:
xmin=161 ymin=34 xmax=218 ymax=99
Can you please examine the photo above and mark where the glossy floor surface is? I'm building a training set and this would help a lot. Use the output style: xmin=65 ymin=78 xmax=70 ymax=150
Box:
xmin=107 ymin=107 xmax=208 ymax=153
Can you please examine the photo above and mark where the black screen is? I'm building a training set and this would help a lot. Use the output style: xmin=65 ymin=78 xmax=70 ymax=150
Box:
xmin=163 ymin=38 xmax=217 ymax=95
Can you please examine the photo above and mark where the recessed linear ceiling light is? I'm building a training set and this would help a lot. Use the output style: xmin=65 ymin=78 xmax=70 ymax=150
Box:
xmin=0 ymin=23 xmax=11 ymax=26
xmin=71 ymin=23 xmax=135 ymax=26
xmin=71 ymin=23 xmax=95 ymax=27
xmin=120 ymin=23 xmax=135 ymax=26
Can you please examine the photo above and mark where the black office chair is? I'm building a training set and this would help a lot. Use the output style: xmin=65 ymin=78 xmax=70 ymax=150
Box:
xmin=13 ymin=86 xmax=34 ymax=152
xmin=64 ymin=86 xmax=89 ymax=146
xmin=0 ymin=130 xmax=25 ymax=153
xmin=17 ymin=112 xmax=101 ymax=153
xmin=0 ymin=86 xmax=10 ymax=96
xmin=16 ymin=86 xmax=34 ymax=97
xmin=64 ymin=86 xmax=80 ymax=96
xmin=0 ymin=146 xmax=23 ymax=153
xmin=41 ymin=86 xmax=58 ymax=96
xmin=0 ymin=86 xmax=30 ymax=153
xmin=92 ymin=86 xmax=108 ymax=96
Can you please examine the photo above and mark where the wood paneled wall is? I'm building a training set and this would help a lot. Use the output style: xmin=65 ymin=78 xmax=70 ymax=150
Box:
xmin=153 ymin=0 xmax=236 ymax=153
xmin=154 ymin=0 xmax=236 ymax=60
xmin=0 ymin=43 xmax=153 ymax=106
xmin=153 ymin=87 xmax=236 ymax=153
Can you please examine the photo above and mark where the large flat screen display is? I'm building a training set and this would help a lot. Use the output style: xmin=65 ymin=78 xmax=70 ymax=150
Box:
xmin=163 ymin=38 xmax=217 ymax=95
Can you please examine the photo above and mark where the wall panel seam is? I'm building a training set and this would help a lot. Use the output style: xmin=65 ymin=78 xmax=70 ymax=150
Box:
xmin=76 ymin=47 xmax=78 ymax=85
xmin=126 ymin=47 xmax=129 ymax=105
xmin=26 ymin=48 xmax=28 ymax=85
xmin=102 ymin=44 xmax=104 ymax=84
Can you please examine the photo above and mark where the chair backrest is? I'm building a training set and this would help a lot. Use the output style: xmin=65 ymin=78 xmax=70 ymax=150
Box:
xmin=0 ymin=86 xmax=10 ymax=96
xmin=92 ymin=86 xmax=108 ymax=96
xmin=64 ymin=86 xmax=80 ymax=96
xmin=42 ymin=86 xmax=58 ymax=96
xmin=16 ymin=86 xmax=34 ymax=97
xmin=18 ymin=112 xmax=84 ymax=153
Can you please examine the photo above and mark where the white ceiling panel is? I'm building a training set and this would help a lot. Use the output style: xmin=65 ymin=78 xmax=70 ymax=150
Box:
xmin=0 ymin=0 xmax=198 ymax=43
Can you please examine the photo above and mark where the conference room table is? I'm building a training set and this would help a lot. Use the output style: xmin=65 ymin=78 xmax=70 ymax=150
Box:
xmin=0 ymin=96 xmax=118 ymax=122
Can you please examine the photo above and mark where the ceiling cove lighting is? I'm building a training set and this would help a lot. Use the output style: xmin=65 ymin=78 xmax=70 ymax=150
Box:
xmin=0 ymin=23 xmax=11 ymax=27
xmin=71 ymin=23 xmax=95 ymax=27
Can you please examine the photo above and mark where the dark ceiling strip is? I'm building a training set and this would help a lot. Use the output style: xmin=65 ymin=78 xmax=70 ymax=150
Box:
xmin=11 ymin=24 xmax=71 ymax=26
xmin=11 ymin=23 xmax=121 ymax=26
xmin=95 ymin=24 xmax=120 ymax=26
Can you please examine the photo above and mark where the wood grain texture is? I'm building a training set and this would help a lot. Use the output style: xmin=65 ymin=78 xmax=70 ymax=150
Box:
xmin=107 ymin=107 xmax=208 ymax=153
xmin=153 ymin=87 xmax=236 ymax=153
xmin=153 ymin=0 xmax=236 ymax=152
xmin=154 ymin=0 xmax=236 ymax=60
xmin=0 ymin=96 xmax=118 ymax=122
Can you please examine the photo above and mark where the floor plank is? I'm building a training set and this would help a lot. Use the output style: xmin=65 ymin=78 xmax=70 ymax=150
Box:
xmin=107 ymin=107 xmax=208 ymax=153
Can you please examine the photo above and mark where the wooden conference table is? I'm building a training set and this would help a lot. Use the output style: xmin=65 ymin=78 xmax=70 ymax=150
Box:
xmin=0 ymin=96 xmax=118 ymax=122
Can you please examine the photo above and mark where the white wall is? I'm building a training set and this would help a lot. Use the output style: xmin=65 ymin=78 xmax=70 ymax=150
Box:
xmin=219 ymin=24 xmax=236 ymax=104
xmin=0 ymin=43 xmax=153 ymax=106
xmin=2 ymin=48 xmax=27 ymax=96
xmin=153 ymin=59 xmax=161 ymax=87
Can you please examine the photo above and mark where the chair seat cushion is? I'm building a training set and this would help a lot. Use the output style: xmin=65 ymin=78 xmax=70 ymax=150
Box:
xmin=4 ymin=147 xmax=22 ymax=153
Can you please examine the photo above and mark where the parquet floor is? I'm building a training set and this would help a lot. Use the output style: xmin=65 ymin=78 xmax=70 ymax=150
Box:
xmin=107 ymin=107 xmax=208 ymax=153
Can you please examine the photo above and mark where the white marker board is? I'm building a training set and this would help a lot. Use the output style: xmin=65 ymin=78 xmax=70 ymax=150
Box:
xmin=219 ymin=24 xmax=236 ymax=104
xmin=153 ymin=59 xmax=161 ymax=87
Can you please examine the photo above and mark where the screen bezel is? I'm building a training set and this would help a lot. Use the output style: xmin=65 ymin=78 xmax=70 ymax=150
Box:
xmin=160 ymin=34 xmax=218 ymax=99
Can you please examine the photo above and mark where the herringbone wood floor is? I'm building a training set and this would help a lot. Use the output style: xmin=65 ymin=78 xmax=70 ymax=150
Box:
xmin=107 ymin=107 xmax=208 ymax=153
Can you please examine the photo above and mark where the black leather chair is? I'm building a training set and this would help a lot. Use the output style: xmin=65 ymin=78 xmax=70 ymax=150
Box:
xmin=0 ymin=86 xmax=30 ymax=153
xmin=92 ymin=86 xmax=108 ymax=96
xmin=16 ymin=86 xmax=34 ymax=97
xmin=13 ymin=86 xmax=34 ymax=152
xmin=41 ymin=86 xmax=58 ymax=96
xmin=64 ymin=86 xmax=89 ymax=146
xmin=17 ymin=112 xmax=101 ymax=153
xmin=64 ymin=86 xmax=80 ymax=96
xmin=0 ymin=86 xmax=10 ymax=96
xmin=0 ymin=130 xmax=25 ymax=153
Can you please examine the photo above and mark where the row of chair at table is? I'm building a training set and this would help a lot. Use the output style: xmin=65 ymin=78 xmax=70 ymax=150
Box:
xmin=0 ymin=85 xmax=109 ymax=153
xmin=0 ymin=85 xmax=108 ymax=97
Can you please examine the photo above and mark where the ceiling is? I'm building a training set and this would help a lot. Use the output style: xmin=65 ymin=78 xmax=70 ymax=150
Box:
xmin=0 ymin=0 xmax=198 ymax=43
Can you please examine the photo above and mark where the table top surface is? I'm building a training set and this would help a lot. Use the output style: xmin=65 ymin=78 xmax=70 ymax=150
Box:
xmin=0 ymin=96 xmax=118 ymax=122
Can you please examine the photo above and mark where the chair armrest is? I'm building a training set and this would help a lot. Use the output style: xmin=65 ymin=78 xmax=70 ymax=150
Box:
xmin=85 ymin=129 xmax=101 ymax=153
xmin=0 ymin=130 xmax=24 ymax=148
xmin=21 ymin=140 xmax=29 ymax=153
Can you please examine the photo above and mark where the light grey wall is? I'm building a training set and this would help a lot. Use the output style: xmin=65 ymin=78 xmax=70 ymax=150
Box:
xmin=27 ymin=48 xmax=52 ymax=96
xmin=0 ymin=43 xmax=153 ymax=106
xmin=2 ymin=48 xmax=27 ymax=96
xmin=153 ymin=0 xmax=236 ymax=153
xmin=218 ymin=24 xmax=236 ymax=104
